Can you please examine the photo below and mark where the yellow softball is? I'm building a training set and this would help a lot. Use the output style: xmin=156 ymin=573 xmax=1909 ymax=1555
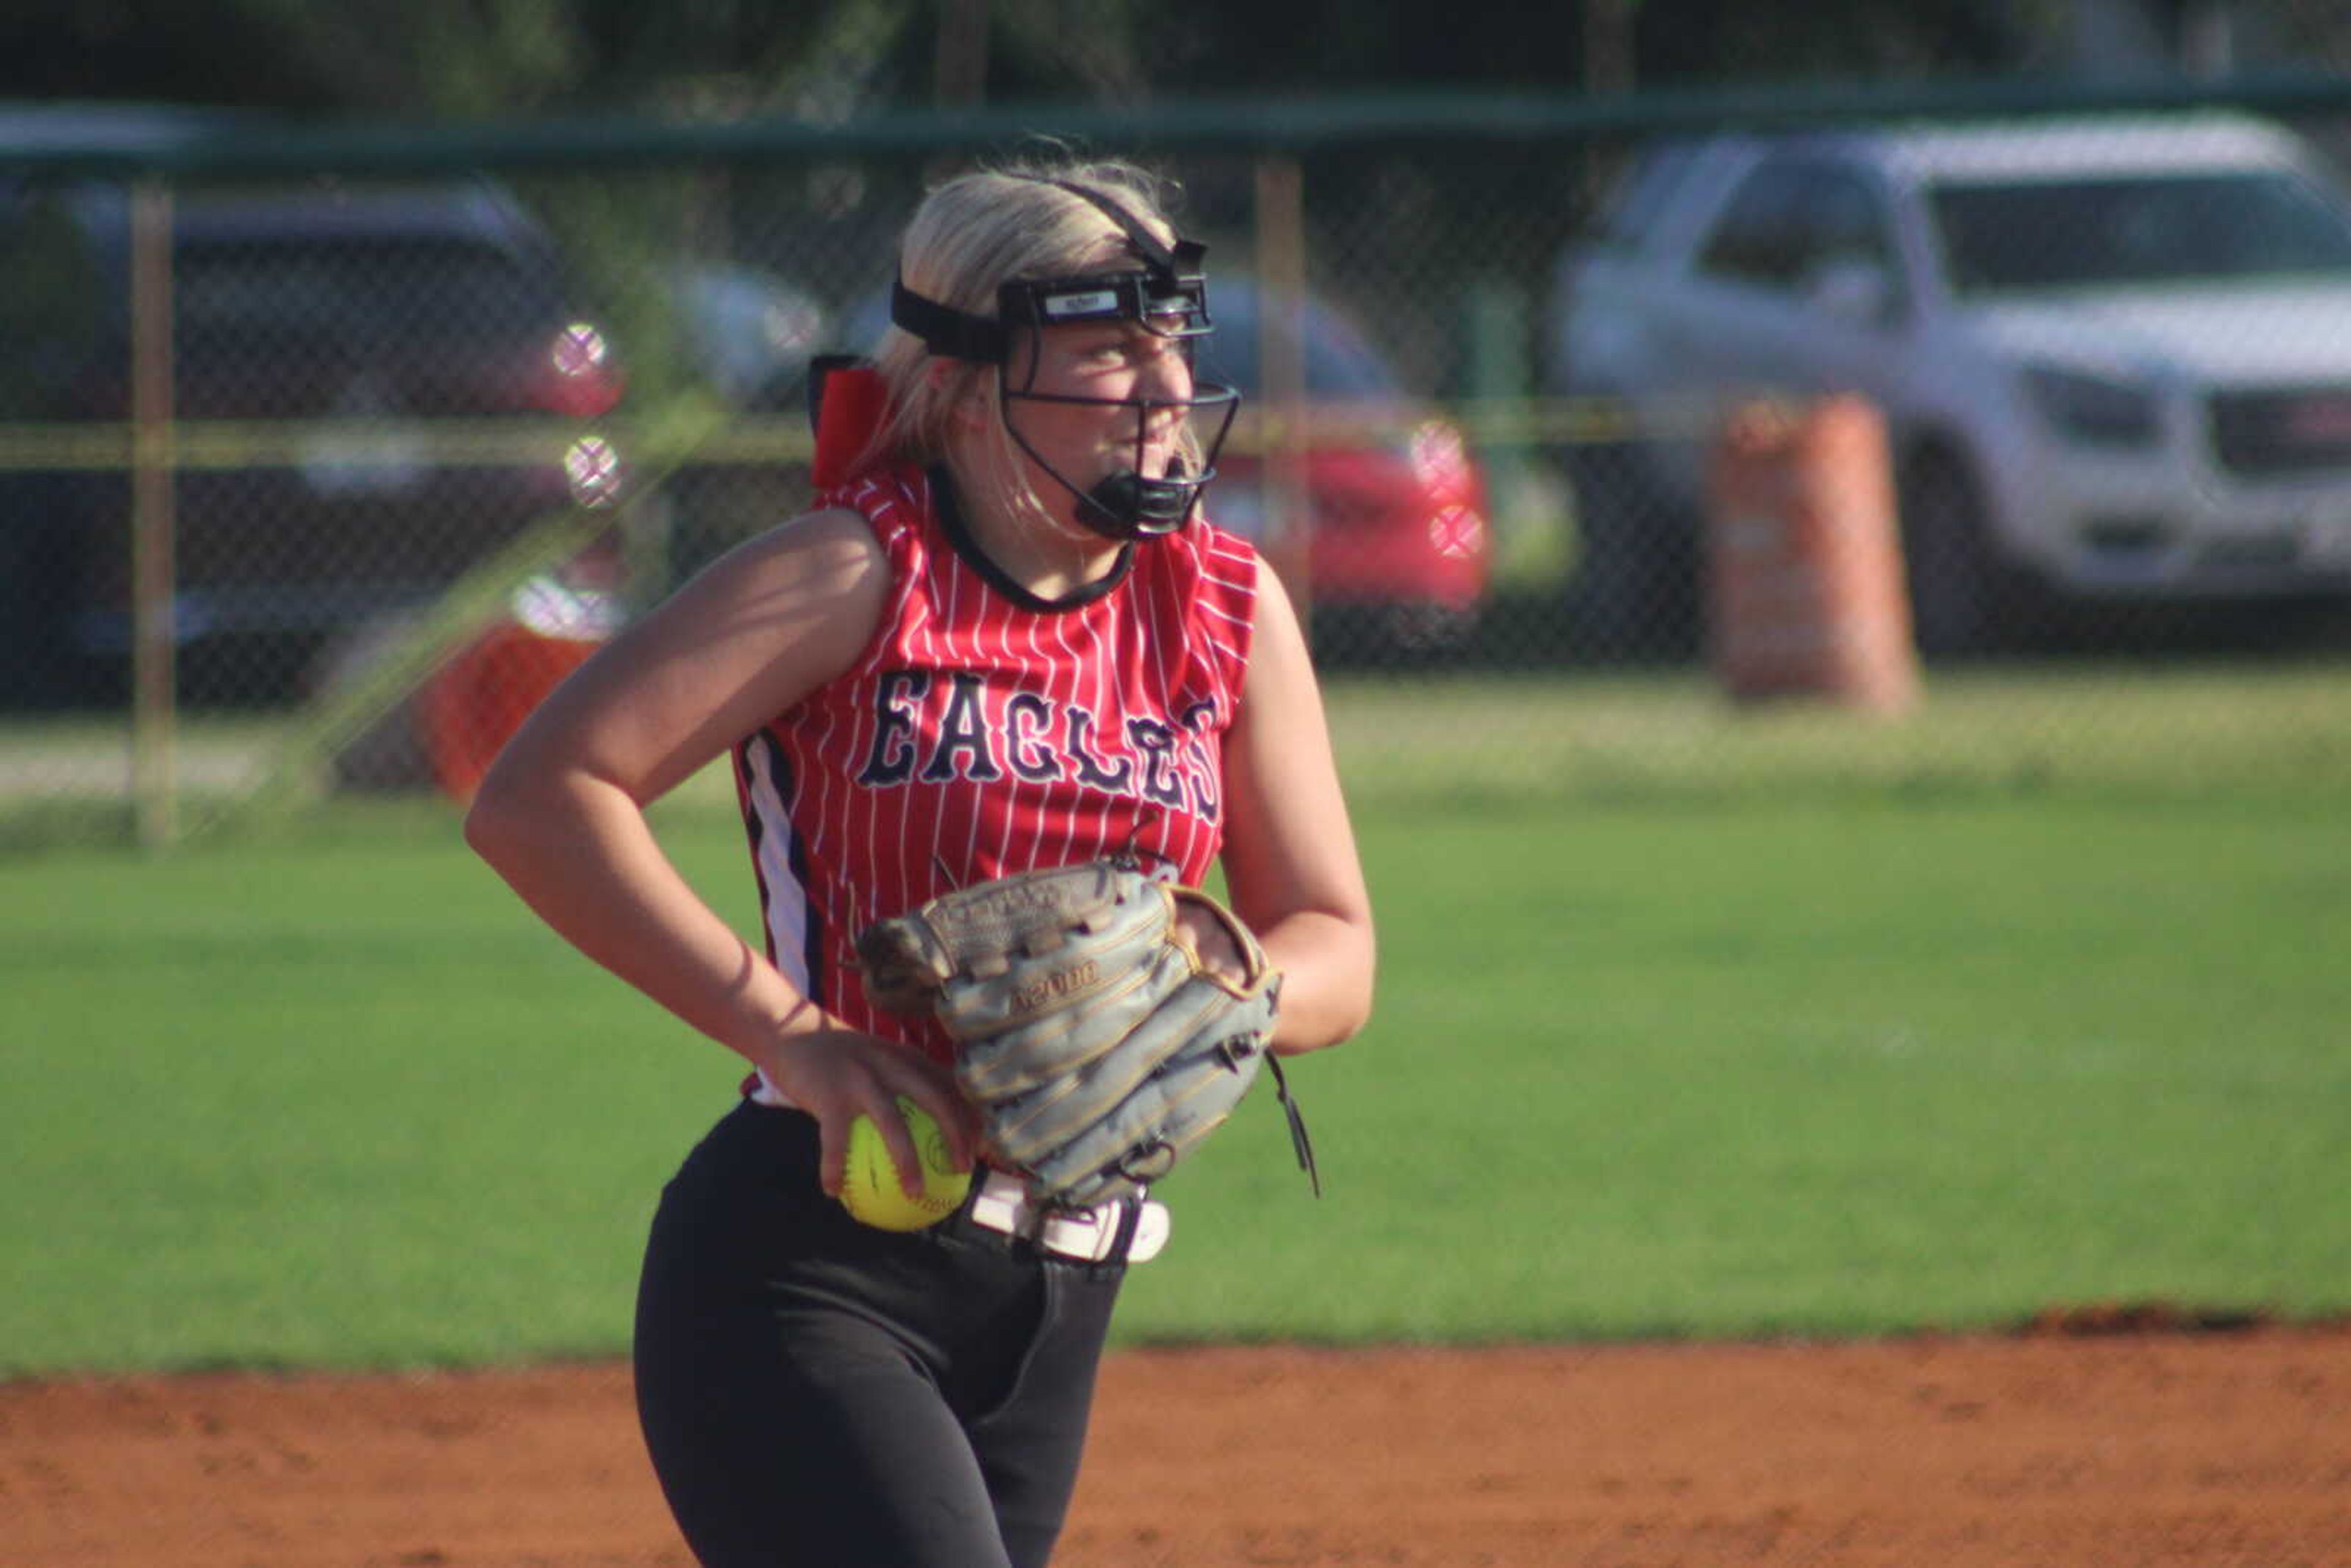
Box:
xmin=840 ymin=1096 xmax=972 ymax=1232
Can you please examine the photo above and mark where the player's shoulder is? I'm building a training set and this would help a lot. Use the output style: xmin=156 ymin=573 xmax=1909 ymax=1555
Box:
xmin=789 ymin=502 xmax=887 ymax=548
xmin=682 ymin=505 xmax=891 ymax=646
xmin=733 ymin=503 xmax=885 ymax=571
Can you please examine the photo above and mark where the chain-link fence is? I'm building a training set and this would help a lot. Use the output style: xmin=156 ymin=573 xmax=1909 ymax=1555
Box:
xmin=6 ymin=80 xmax=2351 ymax=846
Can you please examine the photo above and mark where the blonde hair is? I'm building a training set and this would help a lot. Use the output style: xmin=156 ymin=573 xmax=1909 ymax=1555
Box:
xmin=863 ymin=156 xmax=1197 ymax=522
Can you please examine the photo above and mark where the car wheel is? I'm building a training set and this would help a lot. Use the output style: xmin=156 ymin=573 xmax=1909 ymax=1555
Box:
xmin=0 ymin=521 xmax=61 ymax=709
xmin=0 ymin=482 xmax=102 ymax=710
xmin=1306 ymin=601 xmax=1477 ymax=667
xmin=663 ymin=463 xmax=812 ymax=591
xmin=1561 ymin=441 xmax=1701 ymax=662
xmin=309 ymin=611 xmax=435 ymax=792
xmin=1897 ymin=443 xmax=2012 ymax=658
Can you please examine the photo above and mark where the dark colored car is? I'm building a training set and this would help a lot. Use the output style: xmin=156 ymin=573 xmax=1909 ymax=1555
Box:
xmin=1 ymin=115 xmax=623 ymax=707
xmin=651 ymin=260 xmax=831 ymax=585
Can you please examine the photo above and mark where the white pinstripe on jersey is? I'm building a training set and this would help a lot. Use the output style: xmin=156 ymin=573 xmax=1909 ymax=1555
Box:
xmin=734 ymin=463 xmax=1259 ymax=1069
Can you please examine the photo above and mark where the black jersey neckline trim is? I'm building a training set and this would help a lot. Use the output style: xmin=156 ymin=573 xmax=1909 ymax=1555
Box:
xmin=929 ymin=465 xmax=1135 ymax=614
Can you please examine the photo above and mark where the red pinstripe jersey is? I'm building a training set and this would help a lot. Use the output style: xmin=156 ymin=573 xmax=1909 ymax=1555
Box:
xmin=733 ymin=462 xmax=1261 ymax=1071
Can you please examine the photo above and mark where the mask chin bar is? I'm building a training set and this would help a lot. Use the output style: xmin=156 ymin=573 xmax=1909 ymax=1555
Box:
xmin=888 ymin=181 xmax=1240 ymax=540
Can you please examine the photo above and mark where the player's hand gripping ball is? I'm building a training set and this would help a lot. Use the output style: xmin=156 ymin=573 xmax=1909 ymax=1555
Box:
xmin=840 ymin=1096 xmax=972 ymax=1232
xmin=857 ymin=860 xmax=1286 ymax=1208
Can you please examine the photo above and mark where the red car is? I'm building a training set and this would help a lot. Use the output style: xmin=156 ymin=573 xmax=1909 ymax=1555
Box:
xmin=1190 ymin=278 xmax=1491 ymax=659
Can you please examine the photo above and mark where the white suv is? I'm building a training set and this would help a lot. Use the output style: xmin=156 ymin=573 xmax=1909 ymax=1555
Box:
xmin=1548 ymin=111 xmax=2351 ymax=655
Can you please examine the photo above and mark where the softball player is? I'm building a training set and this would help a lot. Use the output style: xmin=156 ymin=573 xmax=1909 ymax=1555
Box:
xmin=465 ymin=157 xmax=1374 ymax=1567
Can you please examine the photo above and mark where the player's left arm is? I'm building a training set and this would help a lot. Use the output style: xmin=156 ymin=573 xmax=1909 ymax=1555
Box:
xmin=1215 ymin=560 xmax=1376 ymax=1056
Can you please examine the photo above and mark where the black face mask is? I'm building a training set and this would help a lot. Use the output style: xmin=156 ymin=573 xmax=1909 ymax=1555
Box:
xmin=888 ymin=182 xmax=1242 ymax=539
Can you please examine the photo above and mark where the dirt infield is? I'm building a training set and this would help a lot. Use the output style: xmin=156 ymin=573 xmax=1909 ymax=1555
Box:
xmin=6 ymin=1322 xmax=2348 ymax=1567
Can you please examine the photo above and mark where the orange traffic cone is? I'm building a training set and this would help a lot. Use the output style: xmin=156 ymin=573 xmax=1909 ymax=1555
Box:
xmin=1705 ymin=396 xmax=1919 ymax=713
xmin=419 ymin=618 xmax=602 ymax=804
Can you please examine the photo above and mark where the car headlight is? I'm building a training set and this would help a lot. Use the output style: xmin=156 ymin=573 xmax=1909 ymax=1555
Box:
xmin=2020 ymin=364 xmax=2162 ymax=448
xmin=564 ymin=435 xmax=624 ymax=509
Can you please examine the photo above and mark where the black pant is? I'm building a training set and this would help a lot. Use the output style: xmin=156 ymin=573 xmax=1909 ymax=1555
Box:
xmin=634 ymin=1100 xmax=1124 ymax=1568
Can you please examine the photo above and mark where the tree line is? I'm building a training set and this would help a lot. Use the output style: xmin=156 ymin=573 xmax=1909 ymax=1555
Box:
xmin=4 ymin=0 xmax=2326 ymax=124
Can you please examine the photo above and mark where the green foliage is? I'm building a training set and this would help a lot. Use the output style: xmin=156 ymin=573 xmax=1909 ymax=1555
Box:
xmin=3 ymin=770 xmax=2347 ymax=1373
xmin=0 ymin=0 xmax=2191 ymax=121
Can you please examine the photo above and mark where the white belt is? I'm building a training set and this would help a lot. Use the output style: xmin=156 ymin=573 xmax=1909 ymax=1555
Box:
xmin=964 ymin=1168 xmax=1170 ymax=1264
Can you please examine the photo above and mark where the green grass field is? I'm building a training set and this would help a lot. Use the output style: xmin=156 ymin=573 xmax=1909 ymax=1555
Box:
xmin=4 ymin=664 xmax=2349 ymax=1375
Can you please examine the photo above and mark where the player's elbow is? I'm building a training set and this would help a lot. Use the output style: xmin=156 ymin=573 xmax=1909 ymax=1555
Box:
xmin=1272 ymin=911 xmax=1376 ymax=1053
xmin=461 ymin=779 xmax=527 ymax=880
xmin=461 ymin=747 xmax=556 ymax=877
xmin=1329 ymin=936 xmax=1377 ymax=1046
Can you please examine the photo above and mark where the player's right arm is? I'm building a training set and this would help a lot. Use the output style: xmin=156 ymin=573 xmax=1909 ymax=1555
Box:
xmin=463 ymin=508 xmax=973 ymax=1192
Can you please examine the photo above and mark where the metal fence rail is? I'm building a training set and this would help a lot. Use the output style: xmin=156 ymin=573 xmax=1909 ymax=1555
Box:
xmin=6 ymin=75 xmax=2351 ymax=845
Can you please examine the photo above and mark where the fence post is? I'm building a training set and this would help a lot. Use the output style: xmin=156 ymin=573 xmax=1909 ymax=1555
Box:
xmin=1464 ymin=279 xmax=1540 ymax=562
xmin=129 ymin=178 xmax=179 ymax=849
xmin=1253 ymin=152 xmax=1313 ymax=637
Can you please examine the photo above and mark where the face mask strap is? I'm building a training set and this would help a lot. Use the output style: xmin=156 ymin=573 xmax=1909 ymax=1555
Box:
xmin=886 ymin=178 xmax=1240 ymax=538
xmin=1042 ymin=179 xmax=1210 ymax=295
xmin=893 ymin=178 xmax=1210 ymax=364
xmin=890 ymin=278 xmax=1007 ymax=363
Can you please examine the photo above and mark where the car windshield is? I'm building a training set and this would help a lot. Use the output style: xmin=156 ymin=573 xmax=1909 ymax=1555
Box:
xmin=1929 ymin=171 xmax=2351 ymax=297
xmin=176 ymin=238 xmax=566 ymax=348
